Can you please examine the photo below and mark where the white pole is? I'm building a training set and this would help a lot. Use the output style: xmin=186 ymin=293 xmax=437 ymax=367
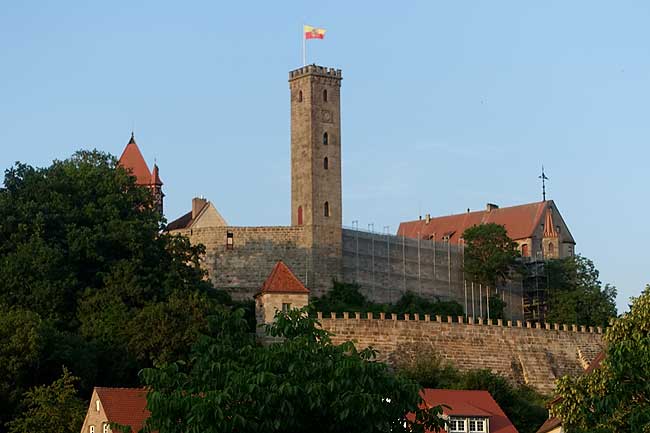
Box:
xmin=302 ymin=29 xmax=306 ymax=66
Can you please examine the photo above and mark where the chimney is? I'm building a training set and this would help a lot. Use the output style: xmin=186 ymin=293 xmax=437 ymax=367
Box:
xmin=486 ymin=203 xmax=499 ymax=212
xmin=192 ymin=197 xmax=207 ymax=219
xmin=425 ymin=213 xmax=431 ymax=224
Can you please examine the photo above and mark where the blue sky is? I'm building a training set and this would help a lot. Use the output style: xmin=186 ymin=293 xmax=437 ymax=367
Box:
xmin=1 ymin=1 xmax=648 ymax=313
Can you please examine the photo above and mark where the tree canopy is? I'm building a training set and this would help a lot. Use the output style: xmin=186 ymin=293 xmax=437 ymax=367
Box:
xmin=553 ymin=285 xmax=650 ymax=432
xmin=0 ymin=151 xmax=225 ymax=427
xmin=543 ymin=255 xmax=617 ymax=328
xmin=462 ymin=223 xmax=521 ymax=288
xmin=139 ymin=308 xmax=445 ymax=433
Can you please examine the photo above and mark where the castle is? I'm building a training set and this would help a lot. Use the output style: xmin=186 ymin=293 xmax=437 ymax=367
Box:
xmin=119 ymin=64 xmax=577 ymax=322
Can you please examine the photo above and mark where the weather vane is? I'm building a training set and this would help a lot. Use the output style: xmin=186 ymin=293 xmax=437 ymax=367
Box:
xmin=539 ymin=166 xmax=549 ymax=201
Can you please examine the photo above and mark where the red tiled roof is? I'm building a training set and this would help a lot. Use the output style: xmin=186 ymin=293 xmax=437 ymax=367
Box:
xmin=150 ymin=164 xmax=163 ymax=186
xmin=118 ymin=134 xmax=153 ymax=186
xmin=259 ymin=261 xmax=309 ymax=294
xmin=166 ymin=210 xmax=194 ymax=231
xmin=96 ymin=387 xmax=149 ymax=433
xmin=397 ymin=200 xmax=574 ymax=245
xmin=536 ymin=417 xmax=561 ymax=433
xmin=420 ymin=389 xmax=518 ymax=433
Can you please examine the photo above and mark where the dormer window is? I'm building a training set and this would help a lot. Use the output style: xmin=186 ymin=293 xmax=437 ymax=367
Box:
xmin=448 ymin=417 xmax=466 ymax=432
xmin=469 ymin=417 xmax=487 ymax=432
xmin=448 ymin=416 xmax=488 ymax=433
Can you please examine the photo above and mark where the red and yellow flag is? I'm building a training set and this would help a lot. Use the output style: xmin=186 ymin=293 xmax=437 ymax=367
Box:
xmin=304 ymin=25 xmax=326 ymax=39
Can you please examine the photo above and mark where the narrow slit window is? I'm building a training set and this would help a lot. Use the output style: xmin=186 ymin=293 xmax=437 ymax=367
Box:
xmin=323 ymin=157 xmax=328 ymax=169
xmin=323 ymin=89 xmax=328 ymax=102
xmin=298 ymin=90 xmax=303 ymax=102
xmin=324 ymin=201 xmax=330 ymax=217
xmin=297 ymin=206 xmax=303 ymax=225
xmin=226 ymin=231 xmax=234 ymax=249
xmin=323 ymin=132 xmax=328 ymax=145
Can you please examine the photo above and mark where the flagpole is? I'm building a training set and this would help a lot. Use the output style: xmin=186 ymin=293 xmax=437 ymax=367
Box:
xmin=302 ymin=27 xmax=306 ymax=66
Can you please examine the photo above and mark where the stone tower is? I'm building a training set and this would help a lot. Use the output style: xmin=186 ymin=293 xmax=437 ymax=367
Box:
xmin=289 ymin=65 xmax=343 ymax=292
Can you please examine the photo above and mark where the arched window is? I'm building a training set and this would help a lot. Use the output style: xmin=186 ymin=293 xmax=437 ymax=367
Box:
xmin=323 ymin=89 xmax=328 ymax=102
xmin=323 ymin=157 xmax=328 ymax=169
xmin=297 ymin=206 xmax=303 ymax=225
xmin=521 ymin=244 xmax=529 ymax=257
xmin=323 ymin=132 xmax=328 ymax=145
xmin=324 ymin=201 xmax=330 ymax=217
xmin=548 ymin=242 xmax=554 ymax=256
xmin=298 ymin=90 xmax=303 ymax=102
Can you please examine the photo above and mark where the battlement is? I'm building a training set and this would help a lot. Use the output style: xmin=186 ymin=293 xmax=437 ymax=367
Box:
xmin=316 ymin=312 xmax=603 ymax=334
xmin=289 ymin=64 xmax=342 ymax=81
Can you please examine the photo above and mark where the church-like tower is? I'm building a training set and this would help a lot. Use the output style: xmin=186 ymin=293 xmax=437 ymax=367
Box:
xmin=289 ymin=65 xmax=343 ymax=255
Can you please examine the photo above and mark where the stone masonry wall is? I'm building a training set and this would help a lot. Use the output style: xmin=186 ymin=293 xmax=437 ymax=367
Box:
xmin=342 ymin=229 xmax=525 ymax=321
xmin=318 ymin=313 xmax=604 ymax=395
xmin=174 ymin=225 xmax=340 ymax=300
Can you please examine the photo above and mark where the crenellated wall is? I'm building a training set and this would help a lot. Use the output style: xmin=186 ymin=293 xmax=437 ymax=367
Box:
xmin=317 ymin=312 xmax=604 ymax=395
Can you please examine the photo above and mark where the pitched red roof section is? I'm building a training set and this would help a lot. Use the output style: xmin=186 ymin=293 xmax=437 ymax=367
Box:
xmin=260 ymin=261 xmax=309 ymax=294
xmin=118 ymin=133 xmax=155 ymax=186
xmin=397 ymin=200 xmax=573 ymax=244
xmin=150 ymin=164 xmax=163 ymax=186
xmin=166 ymin=210 xmax=194 ymax=231
xmin=419 ymin=389 xmax=518 ymax=433
xmin=96 ymin=387 xmax=149 ymax=433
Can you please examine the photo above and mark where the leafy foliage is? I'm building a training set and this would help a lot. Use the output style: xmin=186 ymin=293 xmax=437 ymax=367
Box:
xmin=7 ymin=368 xmax=86 ymax=433
xmin=553 ymin=286 xmax=650 ymax=432
xmin=400 ymin=353 xmax=548 ymax=433
xmin=312 ymin=280 xmax=464 ymax=318
xmin=0 ymin=151 xmax=225 ymax=427
xmin=462 ymin=223 xmax=521 ymax=288
xmin=544 ymin=255 xmax=617 ymax=327
xmin=140 ymin=308 xmax=446 ymax=433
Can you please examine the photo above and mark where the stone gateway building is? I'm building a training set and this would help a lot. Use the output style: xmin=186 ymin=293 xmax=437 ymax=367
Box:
xmin=118 ymin=64 xmax=576 ymax=322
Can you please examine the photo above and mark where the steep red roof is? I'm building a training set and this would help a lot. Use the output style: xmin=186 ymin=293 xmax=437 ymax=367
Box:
xmin=150 ymin=164 xmax=163 ymax=186
xmin=259 ymin=261 xmax=309 ymax=294
xmin=397 ymin=200 xmax=574 ymax=244
xmin=420 ymin=389 xmax=518 ymax=433
xmin=96 ymin=387 xmax=149 ymax=433
xmin=536 ymin=417 xmax=561 ymax=433
xmin=118 ymin=133 xmax=153 ymax=186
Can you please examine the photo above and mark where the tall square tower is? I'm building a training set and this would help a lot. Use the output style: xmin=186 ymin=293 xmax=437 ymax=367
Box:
xmin=289 ymin=65 xmax=342 ymax=255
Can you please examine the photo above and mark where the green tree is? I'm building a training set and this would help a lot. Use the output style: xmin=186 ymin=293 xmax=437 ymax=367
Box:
xmin=462 ymin=223 xmax=521 ymax=288
xmin=544 ymin=255 xmax=617 ymax=327
xmin=7 ymin=368 xmax=86 ymax=433
xmin=400 ymin=353 xmax=548 ymax=433
xmin=0 ymin=150 xmax=223 ymax=426
xmin=553 ymin=286 xmax=650 ymax=432
xmin=139 ymin=308 xmax=445 ymax=433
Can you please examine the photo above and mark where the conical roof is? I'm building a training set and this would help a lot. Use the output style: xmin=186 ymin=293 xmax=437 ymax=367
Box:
xmin=118 ymin=133 xmax=152 ymax=186
xmin=260 ymin=261 xmax=309 ymax=294
xmin=150 ymin=164 xmax=163 ymax=186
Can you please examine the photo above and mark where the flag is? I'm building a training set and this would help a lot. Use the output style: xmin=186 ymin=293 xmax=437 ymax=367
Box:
xmin=304 ymin=25 xmax=326 ymax=39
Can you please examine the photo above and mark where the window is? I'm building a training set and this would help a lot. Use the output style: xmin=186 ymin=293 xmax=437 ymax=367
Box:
xmin=89 ymin=426 xmax=95 ymax=433
xmin=226 ymin=231 xmax=234 ymax=249
xmin=297 ymin=206 xmax=303 ymax=225
xmin=323 ymin=132 xmax=328 ymax=145
xmin=96 ymin=400 xmax=100 ymax=411
xmin=323 ymin=89 xmax=328 ymax=102
xmin=324 ymin=201 xmax=330 ymax=217
xmin=298 ymin=90 xmax=303 ymax=102
xmin=103 ymin=424 xmax=109 ymax=433
xmin=521 ymin=244 xmax=528 ymax=257
xmin=282 ymin=303 xmax=291 ymax=312
xmin=323 ymin=157 xmax=328 ymax=169
xmin=548 ymin=242 xmax=554 ymax=256
xmin=448 ymin=417 xmax=466 ymax=432
xmin=469 ymin=418 xmax=486 ymax=433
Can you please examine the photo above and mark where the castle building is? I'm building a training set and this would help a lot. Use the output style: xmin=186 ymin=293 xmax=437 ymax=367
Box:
xmin=118 ymin=133 xmax=164 ymax=214
xmin=397 ymin=200 xmax=576 ymax=260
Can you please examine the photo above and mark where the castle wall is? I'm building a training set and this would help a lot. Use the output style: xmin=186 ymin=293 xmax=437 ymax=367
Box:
xmin=341 ymin=229 xmax=525 ymax=320
xmin=173 ymin=225 xmax=340 ymax=300
xmin=318 ymin=313 xmax=604 ymax=395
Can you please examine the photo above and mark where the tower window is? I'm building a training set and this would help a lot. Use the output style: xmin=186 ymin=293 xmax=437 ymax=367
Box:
xmin=297 ymin=206 xmax=303 ymax=225
xmin=298 ymin=90 xmax=303 ymax=102
xmin=323 ymin=157 xmax=328 ymax=170
xmin=324 ymin=201 xmax=330 ymax=217
xmin=226 ymin=231 xmax=234 ymax=249
xmin=548 ymin=242 xmax=554 ymax=256
xmin=323 ymin=89 xmax=328 ymax=102
xmin=323 ymin=132 xmax=328 ymax=145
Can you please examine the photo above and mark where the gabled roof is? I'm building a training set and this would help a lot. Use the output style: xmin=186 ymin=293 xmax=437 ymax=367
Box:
xmin=166 ymin=200 xmax=227 ymax=231
xmin=95 ymin=387 xmax=149 ymax=433
xmin=397 ymin=200 xmax=575 ymax=244
xmin=420 ymin=389 xmax=518 ymax=433
xmin=118 ymin=133 xmax=162 ymax=186
xmin=166 ymin=210 xmax=194 ymax=231
xmin=259 ymin=261 xmax=309 ymax=295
